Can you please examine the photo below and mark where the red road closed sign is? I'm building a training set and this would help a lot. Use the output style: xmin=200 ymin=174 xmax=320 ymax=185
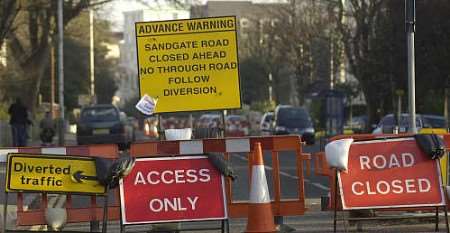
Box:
xmin=338 ymin=138 xmax=445 ymax=210
xmin=119 ymin=156 xmax=227 ymax=224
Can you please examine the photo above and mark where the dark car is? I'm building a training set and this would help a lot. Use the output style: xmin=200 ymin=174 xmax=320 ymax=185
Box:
xmin=76 ymin=104 xmax=132 ymax=148
xmin=272 ymin=105 xmax=315 ymax=145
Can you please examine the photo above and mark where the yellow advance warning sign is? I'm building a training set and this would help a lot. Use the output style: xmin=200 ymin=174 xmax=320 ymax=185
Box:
xmin=6 ymin=154 xmax=105 ymax=194
xmin=135 ymin=16 xmax=241 ymax=113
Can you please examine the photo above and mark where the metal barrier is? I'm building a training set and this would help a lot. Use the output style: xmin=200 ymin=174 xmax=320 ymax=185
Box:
xmin=5 ymin=136 xmax=309 ymax=229
xmin=314 ymin=133 xmax=450 ymax=211
xmin=0 ymin=144 xmax=119 ymax=226
xmin=130 ymin=135 xmax=308 ymax=218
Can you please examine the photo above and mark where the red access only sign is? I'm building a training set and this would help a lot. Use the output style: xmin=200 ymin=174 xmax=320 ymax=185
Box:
xmin=119 ymin=156 xmax=227 ymax=224
xmin=338 ymin=138 xmax=445 ymax=210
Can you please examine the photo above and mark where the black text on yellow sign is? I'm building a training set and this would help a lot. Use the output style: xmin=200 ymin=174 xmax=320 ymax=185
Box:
xmin=6 ymin=154 xmax=105 ymax=194
xmin=135 ymin=16 xmax=241 ymax=113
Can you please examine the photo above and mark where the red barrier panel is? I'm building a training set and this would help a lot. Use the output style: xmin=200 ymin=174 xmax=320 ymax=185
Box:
xmin=316 ymin=133 xmax=450 ymax=211
xmin=130 ymin=135 xmax=308 ymax=218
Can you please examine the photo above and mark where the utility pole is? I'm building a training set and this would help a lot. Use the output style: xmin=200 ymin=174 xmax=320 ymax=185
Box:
xmin=445 ymin=87 xmax=449 ymax=131
xmin=268 ymin=73 xmax=273 ymax=103
xmin=58 ymin=0 xmax=65 ymax=145
xmin=405 ymin=0 xmax=417 ymax=133
xmin=51 ymin=44 xmax=55 ymax=119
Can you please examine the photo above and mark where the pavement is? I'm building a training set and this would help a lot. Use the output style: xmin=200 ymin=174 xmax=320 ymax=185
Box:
xmin=29 ymin=132 xmax=77 ymax=147
xmin=2 ymin=198 xmax=450 ymax=232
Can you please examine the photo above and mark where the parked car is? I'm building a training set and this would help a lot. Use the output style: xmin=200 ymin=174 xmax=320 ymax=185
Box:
xmin=195 ymin=114 xmax=221 ymax=128
xmin=260 ymin=112 xmax=274 ymax=135
xmin=345 ymin=115 xmax=368 ymax=133
xmin=272 ymin=105 xmax=315 ymax=145
xmin=372 ymin=113 xmax=446 ymax=134
xmin=194 ymin=114 xmax=222 ymax=138
xmin=76 ymin=104 xmax=133 ymax=148
xmin=225 ymin=115 xmax=249 ymax=137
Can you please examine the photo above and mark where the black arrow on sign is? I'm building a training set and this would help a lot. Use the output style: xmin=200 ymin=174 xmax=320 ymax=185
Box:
xmin=72 ymin=170 xmax=98 ymax=183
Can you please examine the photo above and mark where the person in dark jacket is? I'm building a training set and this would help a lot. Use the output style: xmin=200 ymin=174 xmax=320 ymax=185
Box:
xmin=8 ymin=98 xmax=30 ymax=147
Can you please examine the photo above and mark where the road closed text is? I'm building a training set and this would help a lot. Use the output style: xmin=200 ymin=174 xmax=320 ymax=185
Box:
xmin=350 ymin=152 xmax=432 ymax=195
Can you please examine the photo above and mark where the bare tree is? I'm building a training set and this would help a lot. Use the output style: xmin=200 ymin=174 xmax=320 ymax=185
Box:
xmin=6 ymin=0 xmax=112 ymax=112
xmin=336 ymin=0 xmax=386 ymax=128
xmin=0 ymin=0 xmax=19 ymax=47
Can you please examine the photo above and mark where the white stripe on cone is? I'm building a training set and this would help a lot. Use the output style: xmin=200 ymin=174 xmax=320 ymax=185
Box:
xmin=249 ymin=165 xmax=270 ymax=203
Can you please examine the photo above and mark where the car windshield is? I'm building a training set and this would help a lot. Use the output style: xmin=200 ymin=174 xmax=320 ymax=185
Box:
xmin=423 ymin=116 xmax=446 ymax=128
xmin=227 ymin=115 xmax=244 ymax=121
xmin=263 ymin=114 xmax=274 ymax=123
xmin=380 ymin=114 xmax=422 ymax=130
xmin=277 ymin=108 xmax=312 ymax=128
xmin=81 ymin=107 xmax=119 ymax=122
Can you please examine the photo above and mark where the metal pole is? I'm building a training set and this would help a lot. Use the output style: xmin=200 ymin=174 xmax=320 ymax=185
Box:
xmin=405 ymin=0 xmax=417 ymax=133
xmin=221 ymin=110 xmax=226 ymax=138
xmin=333 ymin=169 xmax=338 ymax=233
xmin=2 ymin=193 xmax=8 ymax=233
xmin=89 ymin=8 xmax=95 ymax=99
xmin=51 ymin=44 xmax=55 ymax=119
xmin=444 ymin=88 xmax=449 ymax=131
xmin=57 ymin=0 xmax=65 ymax=145
xmin=268 ymin=73 xmax=273 ymax=103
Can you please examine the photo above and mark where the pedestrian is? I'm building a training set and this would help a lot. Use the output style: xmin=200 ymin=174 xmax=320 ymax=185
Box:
xmin=8 ymin=98 xmax=31 ymax=147
xmin=40 ymin=111 xmax=55 ymax=146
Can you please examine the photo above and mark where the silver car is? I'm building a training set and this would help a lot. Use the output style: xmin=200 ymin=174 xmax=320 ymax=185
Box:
xmin=372 ymin=113 xmax=446 ymax=134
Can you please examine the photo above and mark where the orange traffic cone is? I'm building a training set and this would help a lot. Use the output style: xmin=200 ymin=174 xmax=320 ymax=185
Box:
xmin=245 ymin=142 xmax=277 ymax=233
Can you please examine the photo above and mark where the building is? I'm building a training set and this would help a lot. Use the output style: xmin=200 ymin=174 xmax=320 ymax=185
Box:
xmin=116 ymin=6 xmax=190 ymax=105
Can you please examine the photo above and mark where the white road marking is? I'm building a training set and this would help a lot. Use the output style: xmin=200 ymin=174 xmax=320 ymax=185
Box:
xmin=233 ymin=154 xmax=329 ymax=191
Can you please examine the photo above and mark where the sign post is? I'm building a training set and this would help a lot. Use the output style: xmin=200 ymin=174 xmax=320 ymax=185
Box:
xmin=135 ymin=16 xmax=241 ymax=113
xmin=119 ymin=156 xmax=227 ymax=225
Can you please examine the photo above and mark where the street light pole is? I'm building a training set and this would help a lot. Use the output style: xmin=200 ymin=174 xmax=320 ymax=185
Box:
xmin=405 ymin=0 xmax=417 ymax=133
xmin=89 ymin=8 xmax=95 ymax=101
xmin=268 ymin=73 xmax=273 ymax=103
xmin=57 ymin=0 xmax=65 ymax=145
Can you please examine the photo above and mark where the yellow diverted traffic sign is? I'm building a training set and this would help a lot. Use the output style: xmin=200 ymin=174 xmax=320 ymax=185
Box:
xmin=6 ymin=154 xmax=105 ymax=194
xmin=135 ymin=16 xmax=241 ymax=113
